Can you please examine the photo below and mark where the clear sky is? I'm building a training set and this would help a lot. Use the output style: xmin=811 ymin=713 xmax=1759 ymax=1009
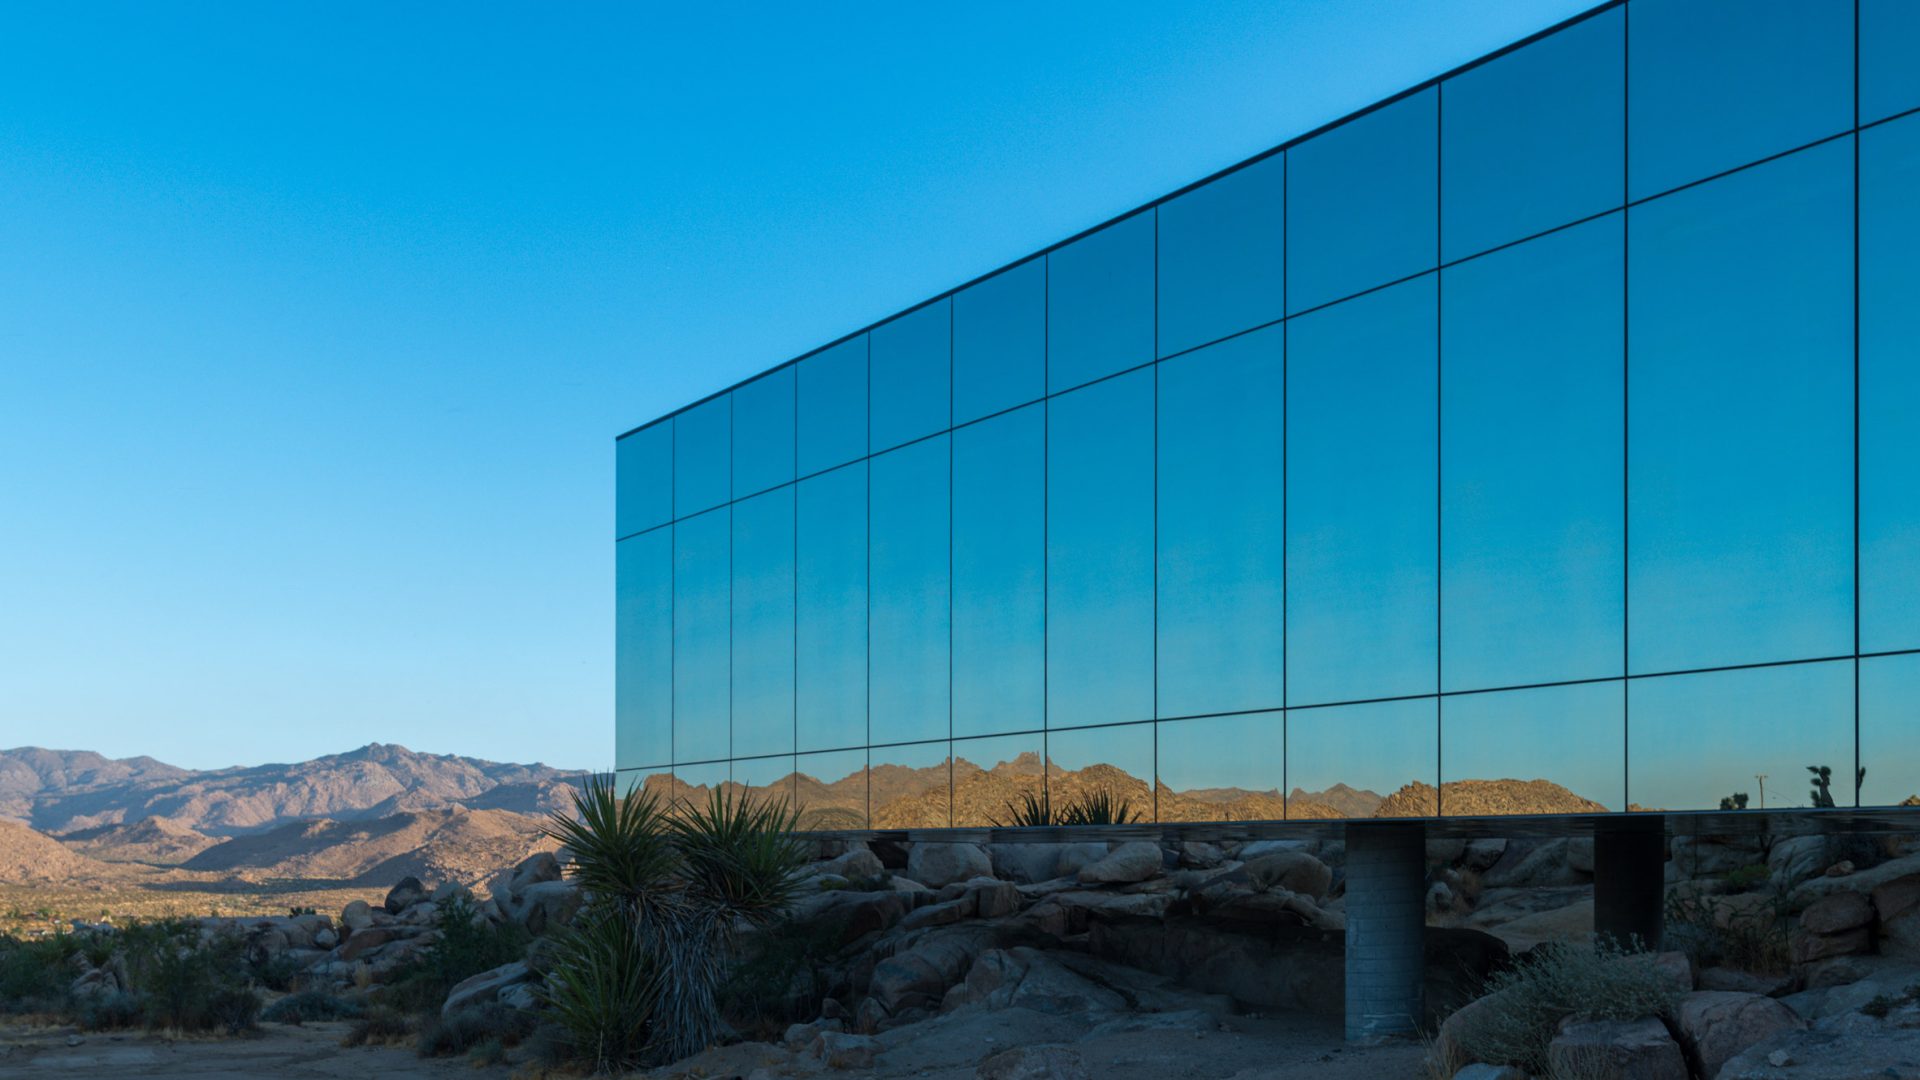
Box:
xmin=0 ymin=2 xmax=1594 ymax=771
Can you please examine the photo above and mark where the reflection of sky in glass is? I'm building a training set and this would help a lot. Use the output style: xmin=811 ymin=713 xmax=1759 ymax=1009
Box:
xmin=1863 ymin=0 xmax=1920 ymax=125
xmin=1628 ymin=142 xmax=1853 ymax=674
xmin=871 ymin=299 xmax=951 ymax=452
xmin=674 ymin=760 xmax=729 ymax=797
xmin=730 ymin=488 xmax=794 ymax=758
xmin=732 ymin=368 xmax=794 ymax=499
xmin=615 ymin=421 xmax=670 ymax=538
xmin=1441 ymin=6 xmax=1621 ymax=261
xmin=1288 ymin=698 xmax=1436 ymax=814
xmin=1287 ymin=277 xmax=1437 ymax=705
xmin=797 ymin=336 xmax=867 ymax=476
xmin=953 ymin=258 xmax=1044 ymax=424
xmin=1158 ymin=326 xmax=1284 ymax=717
xmin=1287 ymin=88 xmax=1435 ymax=313
xmin=1442 ymin=682 xmax=1622 ymax=811
xmin=732 ymin=754 xmax=795 ymax=806
xmin=1442 ymin=216 xmax=1622 ymax=691
xmin=796 ymin=465 xmax=866 ymax=752
xmin=1047 ymin=211 xmax=1154 ymax=391
xmin=870 ymin=438 xmax=950 ymax=745
xmin=1861 ymin=655 xmax=1920 ymax=808
xmin=1049 ymin=722 xmax=1152 ymax=778
xmin=673 ymin=508 xmax=730 ymax=762
xmin=953 ymin=406 xmax=1044 ymax=737
xmin=1047 ymin=370 xmax=1154 ymax=727
xmin=952 ymin=734 xmax=1042 ymax=827
xmin=1862 ymin=116 xmax=1920 ymax=655
xmin=797 ymin=749 xmax=866 ymax=829
xmin=1156 ymin=153 xmax=1284 ymax=358
xmin=673 ymin=394 xmax=730 ymax=519
xmin=1157 ymin=712 xmax=1283 ymax=798
xmin=1627 ymin=0 xmax=1850 ymax=200
xmin=1629 ymin=662 xmax=1852 ymax=813
xmin=615 ymin=529 xmax=671 ymax=770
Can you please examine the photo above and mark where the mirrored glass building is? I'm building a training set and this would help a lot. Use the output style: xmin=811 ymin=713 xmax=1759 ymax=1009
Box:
xmin=615 ymin=0 xmax=1920 ymax=830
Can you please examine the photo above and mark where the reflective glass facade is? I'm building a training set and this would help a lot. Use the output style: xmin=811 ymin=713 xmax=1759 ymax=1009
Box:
xmin=616 ymin=0 xmax=1920 ymax=826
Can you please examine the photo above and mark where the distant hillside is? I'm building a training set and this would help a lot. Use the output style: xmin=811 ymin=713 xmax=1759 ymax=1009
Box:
xmin=61 ymin=816 xmax=218 ymax=865
xmin=182 ymin=806 xmax=554 ymax=887
xmin=0 ymin=819 xmax=110 ymax=883
xmin=1373 ymin=779 xmax=1609 ymax=818
xmin=1 ymin=744 xmax=584 ymax=837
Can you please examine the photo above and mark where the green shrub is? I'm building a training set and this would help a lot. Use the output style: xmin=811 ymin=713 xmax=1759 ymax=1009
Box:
xmin=720 ymin=913 xmax=853 ymax=1039
xmin=380 ymin=894 xmax=528 ymax=1015
xmin=1723 ymin=864 xmax=1770 ymax=892
xmin=75 ymin=991 xmax=144 ymax=1031
xmin=1864 ymin=993 xmax=1897 ymax=1019
xmin=0 ymin=932 xmax=81 ymax=1012
xmin=1664 ymin=890 xmax=1791 ymax=974
xmin=261 ymin=990 xmax=363 ymax=1025
xmin=341 ymin=1005 xmax=413 ymax=1047
xmin=1450 ymin=940 xmax=1684 ymax=1075
xmin=417 ymin=1002 xmax=537 ymax=1058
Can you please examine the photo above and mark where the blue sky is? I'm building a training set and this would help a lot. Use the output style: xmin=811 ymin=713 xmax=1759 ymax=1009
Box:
xmin=0 ymin=2 xmax=1592 ymax=771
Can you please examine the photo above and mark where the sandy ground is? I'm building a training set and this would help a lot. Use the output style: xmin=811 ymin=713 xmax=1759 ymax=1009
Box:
xmin=0 ymin=1021 xmax=514 ymax=1079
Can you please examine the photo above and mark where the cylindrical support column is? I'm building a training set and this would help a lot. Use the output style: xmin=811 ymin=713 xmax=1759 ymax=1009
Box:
xmin=1594 ymin=816 xmax=1667 ymax=951
xmin=1344 ymin=821 xmax=1426 ymax=1042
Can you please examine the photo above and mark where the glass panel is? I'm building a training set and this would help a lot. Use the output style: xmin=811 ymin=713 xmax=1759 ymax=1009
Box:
xmin=870 ymin=741 xmax=953 ymax=829
xmin=796 ymin=464 xmax=866 ymax=752
xmin=1862 ymin=116 xmax=1920 ymax=654
xmin=953 ymin=257 xmax=1045 ymax=424
xmin=672 ymin=761 xmax=730 ymax=812
xmin=1155 ymin=712 xmax=1286 ymax=823
xmin=619 ymin=766 xmax=674 ymax=800
xmin=1627 ymin=0 xmax=1852 ymax=199
xmin=732 ymin=755 xmax=795 ymax=812
xmin=1441 ymin=216 xmax=1624 ymax=691
xmin=672 ymin=508 xmax=730 ymax=763
xmin=731 ymin=488 xmax=794 ymax=758
xmin=1627 ymin=142 xmax=1853 ymax=674
xmin=615 ymin=529 xmax=672 ymax=771
xmin=673 ymin=395 xmax=730 ymax=519
xmin=1440 ymin=7 xmax=1623 ymax=260
xmin=1157 ymin=325 xmax=1285 ymax=717
xmin=1287 ymin=698 xmax=1437 ymax=819
xmin=870 ymin=437 xmax=951 ymax=745
xmin=1048 ymin=723 xmax=1154 ymax=824
xmin=952 ymin=734 xmax=1044 ymax=828
xmin=1157 ymin=153 xmax=1284 ymax=358
xmin=1287 ymin=87 xmax=1437 ymax=314
xmin=1047 ymin=369 xmax=1155 ymax=728
xmin=1863 ymin=0 xmax=1920 ymax=125
xmin=733 ymin=367 xmax=795 ymax=499
xmin=615 ymin=421 xmax=671 ymax=538
xmin=797 ymin=335 xmax=867 ymax=476
xmin=1441 ymin=683 xmax=1623 ymax=815
xmin=796 ymin=749 xmax=867 ymax=830
xmin=953 ymin=405 xmax=1045 ymax=738
xmin=1627 ymin=661 xmax=1853 ymax=813
xmin=1046 ymin=210 xmax=1155 ymax=392
xmin=871 ymin=299 xmax=951 ymax=452
xmin=1861 ymin=654 xmax=1920 ymax=808
xmin=1287 ymin=277 xmax=1438 ymax=705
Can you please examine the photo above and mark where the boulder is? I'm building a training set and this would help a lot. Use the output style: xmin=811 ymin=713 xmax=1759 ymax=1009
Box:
xmin=900 ymin=897 xmax=973 ymax=931
xmin=384 ymin=876 xmax=427 ymax=914
xmin=809 ymin=1030 xmax=878 ymax=1070
xmin=988 ymin=842 xmax=1109 ymax=885
xmin=1874 ymin=873 xmax=1920 ymax=960
xmin=1241 ymin=849 xmax=1333 ymax=899
xmin=976 ymin=1044 xmax=1090 ymax=1080
xmin=966 ymin=878 xmax=1022 ymax=919
xmin=338 ymin=927 xmax=393 ymax=962
xmin=867 ymin=929 xmax=1001 ymax=1013
xmin=1451 ymin=1066 xmax=1525 ymax=1080
xmin=1482 ymin=839 xmax=1584 ymax=889
xmin=814 ymin=846 xmax=886 ymax=881
xmin=1801 ymin=890 xmax=1874 ymax=935
xmin=1546 ymin=1017 xmax=1687 ymax=1080
xmin=506 ymin=850 xmax=562 ymax=891
xmin=1567 ymin=836 xmax=1595 ymax=874
xmin=512 ymin=879 xmax=583 ymax=935
xmin=1670 ymin=835 xmax=1765 ymax=881
xmin=1792 ymin=925 xmax=1873 ymax=964
xmin=869 ymin=837 xmax=912 ymax=870
xmin=1672 ymin=990 xmax=1805 ymax=1079
xmin=788 ymin=889 xmax=911 ymax=947
xmin=1461 ymin=838 xmax=1507 ymax=872
xmin=1177 ymin=841 xmax=1227 ymax=869
xmin=441 ymin=961 xmax=533 ymax=1017
xmin=1077 ymin=841 xmax=1162 ymax=885
xmin=1769 ymin=835 xmax=1839 ymax=891
xmin=1427 ymin=837 xmax=1468 ymax=865
xmin=340 ymin=900 xmax=375 ymax=932
xmin=909 ymin=843 xmax=994 ymax=889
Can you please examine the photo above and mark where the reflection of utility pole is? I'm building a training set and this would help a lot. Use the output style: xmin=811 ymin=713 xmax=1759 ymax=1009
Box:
xmin=1756 ymin=774 xmax=1769 ymax=810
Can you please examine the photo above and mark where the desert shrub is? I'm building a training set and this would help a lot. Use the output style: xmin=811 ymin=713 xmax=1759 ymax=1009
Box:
xmin=249 ymin=952 xmax=302 ymax=993
xmin=417 ymin=1002 xmax=537 ymax=1058
xmin=381 ymin=894 xmax=528 ymax=1015
xmin=341 ymin=1005 xmax=414 ymax=1047
xmin=1664 ymin=890 xmax=1791 ymax=974
xmin=720 ymin=913 xmax=852 ymax=1039
xmin=75 ymin=991 xmax=144 ymax=1030
xmin=137 ymin=928 xmax=250 ymax=1032
xmin=992 ymin=790 xmax=1054 ymax=828
xmin=206 ymin=986 xmax=262 ymax=1034
xmin=0 ymin=932 xmax=80 ymax=1012
xmin=1864 ymin=993 xmax=1898 ymax=1019
xmin=468 ymin=1037 xmax=507 ymax=1067
xmin=1451 ymin=940 xmax=1684 ymax=1075
xmin=540 ymin=776 xmax=808 ymax=1071
xmin=1723 ymin=863 xmax=1770 ymax=892
xmin=261 ymin=989 xmax=363 ymax=1025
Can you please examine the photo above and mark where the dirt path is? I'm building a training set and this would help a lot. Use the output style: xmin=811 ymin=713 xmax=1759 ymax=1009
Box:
xmin=0 ymin=1021 xmax=512 ymax=1079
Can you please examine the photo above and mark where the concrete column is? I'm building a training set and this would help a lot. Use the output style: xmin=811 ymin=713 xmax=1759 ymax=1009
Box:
xmin=1593 ymin=816 xmax=1666 ymax=951
xmin=1344 ymin=821 xmax=1426 ymax=1042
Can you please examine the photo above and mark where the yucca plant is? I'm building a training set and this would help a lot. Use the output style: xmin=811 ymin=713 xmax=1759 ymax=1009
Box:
xmin=538 ymin=774 xmax=809 ymax=1070
xmin=991 ymin=788 xmax=1054 ymax=828
xmin=1060 ymin=788 xmax=1142 ymax=826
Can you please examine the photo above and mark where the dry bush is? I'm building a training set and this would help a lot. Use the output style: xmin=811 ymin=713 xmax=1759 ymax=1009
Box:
xmin=1451 ymin=940 xmax=1682 ymax=1075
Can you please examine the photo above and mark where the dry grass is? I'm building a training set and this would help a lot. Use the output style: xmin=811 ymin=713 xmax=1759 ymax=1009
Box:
xmin=0 ymin=880 xmax=383 ymax=938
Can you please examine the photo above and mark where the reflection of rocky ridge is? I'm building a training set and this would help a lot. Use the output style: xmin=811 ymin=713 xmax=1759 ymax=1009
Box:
xmin=1374 ymin=779 xmax=1608 ymax=818
xmin=1287 ymin=783 xmax=1385 ymax=818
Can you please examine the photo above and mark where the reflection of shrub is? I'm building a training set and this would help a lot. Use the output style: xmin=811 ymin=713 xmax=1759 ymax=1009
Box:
xmin=992 ymin=788 xmax=1143 ymax=827
xmin=1450 ymin=940 xmax=1682 ymax=1075
xmin=1723 ymin=864 xmax=1770 ymax=892
xmin=1664 ymin=891 xmax=1790 ymax=974
xmin=262 ymin=990 xmax=363 ymax=1025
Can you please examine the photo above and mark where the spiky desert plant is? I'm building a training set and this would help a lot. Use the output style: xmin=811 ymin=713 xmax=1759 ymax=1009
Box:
xmin=540 ymin=911 xmax=658 ymax=1072
xmin=1060 ymin=788 xmax=1143 ymax=826
xmin=991 ymin=789 xmax=1054 ymax=828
